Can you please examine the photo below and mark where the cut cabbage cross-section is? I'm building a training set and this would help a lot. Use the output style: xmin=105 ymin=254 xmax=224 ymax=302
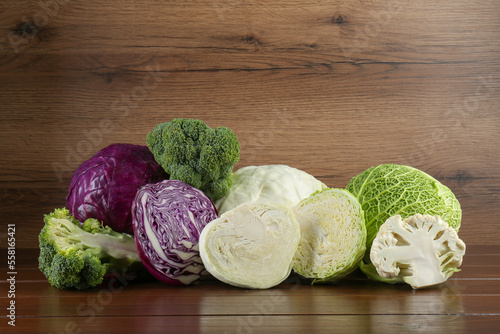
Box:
xmin=132 ymin=180 xmax=218 ymax=285
xmin=292 ymin=188 xmax=366 ymax=284
xmin=199 ymin=202 xmax=301 ymax=289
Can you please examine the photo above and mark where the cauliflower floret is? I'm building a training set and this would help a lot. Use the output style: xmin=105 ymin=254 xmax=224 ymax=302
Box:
xmin=370 ymin=214 xmax=466 ymax=289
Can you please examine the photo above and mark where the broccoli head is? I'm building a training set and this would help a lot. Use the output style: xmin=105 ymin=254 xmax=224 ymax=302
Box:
xmin=146 ymin=118 xmax=240 ymax=201
xmin=38 ymin=208 xmax=142 ymax=290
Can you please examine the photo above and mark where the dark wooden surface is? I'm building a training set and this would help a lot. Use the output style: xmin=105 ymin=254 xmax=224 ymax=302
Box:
xmin=0 ymin=246 xmax=499 ymax=333
xmin=1 ymin=0 xmax=499 ymax=248
xmin=0 ymin=0 xmax=499 ymax=332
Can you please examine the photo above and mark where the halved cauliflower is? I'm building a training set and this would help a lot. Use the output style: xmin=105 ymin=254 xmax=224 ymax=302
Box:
xmin=370 ymin=214 xmax=466 ymax=289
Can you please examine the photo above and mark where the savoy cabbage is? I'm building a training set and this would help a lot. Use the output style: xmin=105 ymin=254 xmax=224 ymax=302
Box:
xmin=346 ymin=164 xmax=462 ymax=251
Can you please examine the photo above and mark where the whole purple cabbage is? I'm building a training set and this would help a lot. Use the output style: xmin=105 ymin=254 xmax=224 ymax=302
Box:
xmin=66 ymin=143 xmax=168 ymax=235
xmin=132 ymin=180 xmax=218 ymax=285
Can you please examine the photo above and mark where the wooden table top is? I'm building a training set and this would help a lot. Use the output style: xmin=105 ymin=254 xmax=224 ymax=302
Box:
xmin=2 ymin=246 xmax=499 ymax=333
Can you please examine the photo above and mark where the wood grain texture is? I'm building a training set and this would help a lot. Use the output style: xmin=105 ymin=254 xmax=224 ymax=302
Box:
xmin=1 ymin=247 xmax=500 ymax=333
xmin=2 ymin=2 xmax=500 ymax=332
xmin=0 ymin=0 xmax=499 ymax=250
xmin=4 ymin=315 xmax=500 ymax=334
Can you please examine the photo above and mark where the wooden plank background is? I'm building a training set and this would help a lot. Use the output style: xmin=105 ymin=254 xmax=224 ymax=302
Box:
xmin=0 ymin=0 xmax=499 ymax=249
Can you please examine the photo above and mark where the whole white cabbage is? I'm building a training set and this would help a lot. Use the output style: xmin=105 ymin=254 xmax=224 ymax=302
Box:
xmin=215 ymin=165 xmax=327 ymax=216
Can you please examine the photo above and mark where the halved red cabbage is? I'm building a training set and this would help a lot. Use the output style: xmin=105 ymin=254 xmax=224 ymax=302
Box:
xmin=66 ymin=143 xmax=168 ymax=235
xmin=132 ymin=180 xmax=218 ymax=285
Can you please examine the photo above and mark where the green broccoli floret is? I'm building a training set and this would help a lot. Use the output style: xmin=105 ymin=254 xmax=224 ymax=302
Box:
xmin=38 ymin=208 xmax=142 ymax=290
xmin=146 ymin=118 xmax=240 ymax=200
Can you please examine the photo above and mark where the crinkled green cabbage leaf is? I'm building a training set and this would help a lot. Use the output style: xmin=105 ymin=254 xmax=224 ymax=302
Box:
xmin=346 ymin=164 xmax=461 ymax=252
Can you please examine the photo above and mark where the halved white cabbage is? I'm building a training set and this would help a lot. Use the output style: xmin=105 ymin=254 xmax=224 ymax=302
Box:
xmin=215 ymin=165 xmax=327 ymax=216
xmin=199 ymin=202 xmax=301 ymax=289
xmin=292 ymin=188 xmax=366 ymax=284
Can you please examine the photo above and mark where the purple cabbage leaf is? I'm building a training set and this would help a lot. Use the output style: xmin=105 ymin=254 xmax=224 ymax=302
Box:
xmin=66 ymin=143 xmax=169 ymax=235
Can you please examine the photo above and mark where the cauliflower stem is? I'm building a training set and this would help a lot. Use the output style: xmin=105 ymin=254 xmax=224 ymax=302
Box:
xmin=369 ymin=214 xmax=466 ymax=289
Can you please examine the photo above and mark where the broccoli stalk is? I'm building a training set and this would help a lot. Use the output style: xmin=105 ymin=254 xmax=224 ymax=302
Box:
xmin=38 ymin=208 xmax=142 ymax=290
xmin=146 ymin=118 xmax=240 ymax=201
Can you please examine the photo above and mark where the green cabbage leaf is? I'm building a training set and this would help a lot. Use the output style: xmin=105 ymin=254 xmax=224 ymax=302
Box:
xmin=346 ymin=164 xmax=461 ymax=252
